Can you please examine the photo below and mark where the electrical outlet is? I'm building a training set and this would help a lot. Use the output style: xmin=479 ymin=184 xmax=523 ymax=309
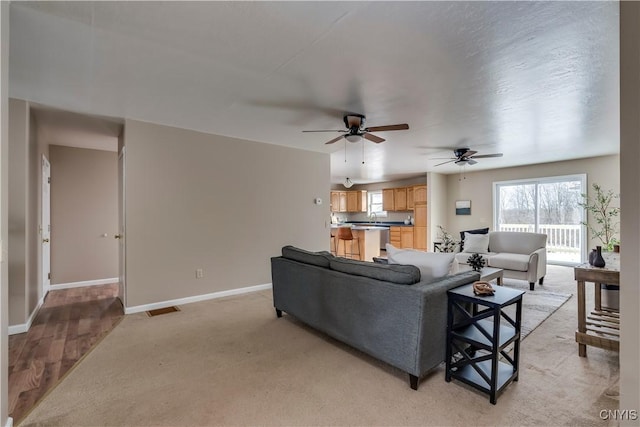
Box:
xmin=196 ymin=268 xmax=204 ymax=279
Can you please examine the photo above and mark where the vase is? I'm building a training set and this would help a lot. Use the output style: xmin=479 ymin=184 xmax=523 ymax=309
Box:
xmin=588 ymin=249 xmax=597 ymax=266
xmin=593 ymin=245 xmax=606 ymax=268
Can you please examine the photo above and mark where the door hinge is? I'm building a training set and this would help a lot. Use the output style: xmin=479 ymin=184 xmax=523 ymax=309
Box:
xmin=48 ymin=177 xmax=51 ymax=184
xmin=48 ymin=272 xmax=51 ymax=280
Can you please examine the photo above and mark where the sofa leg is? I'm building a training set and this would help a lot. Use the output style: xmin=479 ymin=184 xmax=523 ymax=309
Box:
xmin=409 ymin=374 xmax=419 ymax=390
xmin=275 ymin=308 xmax=282 ymax=318
xmin=529 ymin=282 xmax=535 ymax=291
xmin=539 ymin=277 xmax=545 ymax=285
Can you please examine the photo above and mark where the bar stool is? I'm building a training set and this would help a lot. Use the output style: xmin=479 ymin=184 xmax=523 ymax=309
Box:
xmin=335 ymin=227 xmax=360 ymax=260
xmin=330 ymin=229 xmax=337 ymax=256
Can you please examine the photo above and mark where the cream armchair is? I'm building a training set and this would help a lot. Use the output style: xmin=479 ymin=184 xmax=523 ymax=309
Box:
xmin=454 ymin=231 xmax=547 ymax=291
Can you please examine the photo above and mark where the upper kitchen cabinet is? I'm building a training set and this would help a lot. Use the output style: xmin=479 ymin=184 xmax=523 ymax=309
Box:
xmin=407 ymin=186 xmax=414 ymax=210
xmin=382 ymin=188 xmax=395 ymax=211
xmin=347 ymin=191 xmax=367 ymax=212
xmin=414 ymin=185 xmax=427 ymax=203
xmin=331 ymin=190 xmax=367 ymax=213
xmin=394 ymin=188 xmax=407 ymax=211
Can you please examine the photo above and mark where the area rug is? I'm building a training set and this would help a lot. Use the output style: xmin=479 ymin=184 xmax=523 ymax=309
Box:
xmin=508 ymin=283 xmax=573 ymax=339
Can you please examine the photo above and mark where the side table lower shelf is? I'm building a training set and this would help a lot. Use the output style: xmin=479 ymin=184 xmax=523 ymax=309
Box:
xmin=445 ymin=284 xmax=525 ymax=404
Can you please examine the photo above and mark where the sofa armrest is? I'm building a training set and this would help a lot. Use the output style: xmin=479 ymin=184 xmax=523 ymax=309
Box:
xmin=412 ymin=271 xmax=481 ymax=375
xmin=525 ymin=248 xmax=547 ymax=283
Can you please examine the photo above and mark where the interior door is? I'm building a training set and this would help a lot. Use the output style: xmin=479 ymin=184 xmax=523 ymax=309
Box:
xmin=41 ymin=155 xmax=51 ymax=293
xmin=117 ymin=147 xmax=126 ymax=306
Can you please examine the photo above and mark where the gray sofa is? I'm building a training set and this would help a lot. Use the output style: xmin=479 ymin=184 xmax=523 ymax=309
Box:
xmin=271 ymin=245 xmax=479 ymax=390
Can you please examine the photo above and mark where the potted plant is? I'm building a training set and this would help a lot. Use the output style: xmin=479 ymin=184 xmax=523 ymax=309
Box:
xmin=436 ymin=225 xmax=460 ymax=253
xmin=579 ymin=183 xmax=620 ymax=252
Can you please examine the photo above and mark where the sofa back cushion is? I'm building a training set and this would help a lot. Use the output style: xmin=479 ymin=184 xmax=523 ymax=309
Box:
xmin=386 ymin=244 xmax=455 ymax=283
xmin=329 ymin=257 xmax=421 ymax=285
xmin=281 ymin=245 xmax=333 ymax=268
xmin=489 ymin=232 xmax=547 ymax=255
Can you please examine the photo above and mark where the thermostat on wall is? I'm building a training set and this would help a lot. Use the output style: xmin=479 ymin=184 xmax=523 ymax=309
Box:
xmin=314 ymin=198 xmax=322 ymax=205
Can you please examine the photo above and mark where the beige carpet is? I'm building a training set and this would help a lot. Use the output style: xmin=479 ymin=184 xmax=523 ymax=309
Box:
xmin=20 ymin=265 xmax=618 ymax=426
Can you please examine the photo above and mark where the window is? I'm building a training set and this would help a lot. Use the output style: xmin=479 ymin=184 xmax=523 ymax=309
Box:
xmin=368 ymin=191 xmax=387 ymax=218
xmin=494 ymin=174 xmax=586 ymax=265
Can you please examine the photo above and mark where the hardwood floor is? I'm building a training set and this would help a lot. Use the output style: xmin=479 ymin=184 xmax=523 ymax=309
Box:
xmin=8 ymin=283 xmax=123 ymax=423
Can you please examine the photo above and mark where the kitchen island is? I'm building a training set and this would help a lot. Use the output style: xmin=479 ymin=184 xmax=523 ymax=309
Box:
xmin=330 ymin=225 xmax=386 ymax=261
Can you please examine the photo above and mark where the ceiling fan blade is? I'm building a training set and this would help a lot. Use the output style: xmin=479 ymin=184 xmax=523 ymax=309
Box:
xmin=302 ymin=130 xmax=345 ymax=133
xmin=467 ymin=159 xmax=478 ymax=165
xmin=434 ymin=159 xmax=456 ymax=167
xmin=470 ymin=153 xmax=504 ymax=159
xmin=365 ymin=124 xmax=409 ymax=132
xmin=461 ymin=150 xmax=477 ymax=158
xmin=363 ymin=133 xmax=385 ymax=143
xmin=325 ymin=135 xmax=346 ymax=145
xmin=428 ymin=157 xmax=456 ymax=160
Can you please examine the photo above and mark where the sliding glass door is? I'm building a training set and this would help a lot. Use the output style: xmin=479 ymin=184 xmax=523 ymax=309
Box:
xmin=494 ymin=175 xmax=586 ymax=265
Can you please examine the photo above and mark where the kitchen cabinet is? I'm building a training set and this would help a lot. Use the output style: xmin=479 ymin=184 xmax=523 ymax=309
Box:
xmin=339 ymin=191 xmax=347 ymax=212
xmin=331 ymin=226 xmax=381 ymax=261
xmin=390 ymin=226 xmax=413 ymax=249
xmin=347 ymin=190 xmax=367 ymax=212
xmin=407 ymin=187 xmax=414 ymax=210
xmin=414 ymin=185 xmax=427 ymax=203
xmin=394 ymin=188 xmax=407 ymax=211
xmin=383 ymin=188 xmax=395 ymax=211
xmin=330 ymin=191 xmax=340 ymax=213
xmin=413 ymin=203 xmax=427 ymax=251
xmin=401 ymin=227 xmax=414 ymax=248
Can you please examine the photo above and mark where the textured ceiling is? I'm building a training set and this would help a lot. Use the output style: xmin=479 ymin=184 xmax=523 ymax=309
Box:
xmin=9 ymin=1 xmax=620 ymax=183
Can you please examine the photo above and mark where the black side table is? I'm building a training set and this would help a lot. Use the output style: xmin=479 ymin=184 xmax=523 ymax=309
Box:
xmin=445 ymin=284 xmax=525 ymax=404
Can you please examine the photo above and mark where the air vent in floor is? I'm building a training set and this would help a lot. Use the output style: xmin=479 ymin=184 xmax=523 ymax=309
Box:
xmin=146 ymin=306 xmax=180 ymax=317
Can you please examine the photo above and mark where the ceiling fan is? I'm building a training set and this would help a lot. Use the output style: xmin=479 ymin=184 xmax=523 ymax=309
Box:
xmin=302 ymin=114 xmax=409 ymax=144
xmin=432 ymin=147 xmax=503 ymax=166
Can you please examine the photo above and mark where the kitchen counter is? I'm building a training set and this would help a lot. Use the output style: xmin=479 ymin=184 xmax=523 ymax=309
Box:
xmin=330 ymin=226 xmax=382 ymax=261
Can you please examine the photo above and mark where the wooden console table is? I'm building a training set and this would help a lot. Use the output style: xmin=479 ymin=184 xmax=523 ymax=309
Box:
xmin=574 ymin=260 xmax=620 ymax=357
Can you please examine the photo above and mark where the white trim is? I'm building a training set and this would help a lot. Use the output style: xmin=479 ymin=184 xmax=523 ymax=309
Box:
xmin=8 ymin=294 xmax=45 ymax=335
xmin=50 ymin=277 xmax=118 ymax=290
xmin=125 ymin=283 xmax=272 ymax=314
xmin=5 ymin=416 xmax=14 ymax=427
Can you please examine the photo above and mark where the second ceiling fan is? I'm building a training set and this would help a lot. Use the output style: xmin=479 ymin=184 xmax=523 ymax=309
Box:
xmin=303 ymin=114 xmax=409 ymax=144
xmin=432 ymin=147 xmax=503 ymax=166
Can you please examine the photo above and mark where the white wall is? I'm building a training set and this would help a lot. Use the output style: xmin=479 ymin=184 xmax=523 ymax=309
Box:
xmin=427 ymin=172 xmax=448 ymax=250
xmin=123 ymin=119 xmax=330 ymax=308
xmin=619 ymin=1 xmax=640 ymax=419
xmin=1 ymin=2 xmax=10 ymax=425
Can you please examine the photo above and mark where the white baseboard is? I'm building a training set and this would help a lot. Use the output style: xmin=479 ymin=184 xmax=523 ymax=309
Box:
xmin=125 ymin=283 xmax=272 ymax=314
xmin=5 ymin=416 xmax=13 ymax=427
xmin=50 ymin=277 xmax=118 ymax=290
xmin=8 ymin=294 xmax=45 ymax=335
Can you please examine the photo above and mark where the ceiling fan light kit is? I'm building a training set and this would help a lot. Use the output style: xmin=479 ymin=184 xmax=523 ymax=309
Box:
xmin=302 ymin=114 xmax=409 ymax=145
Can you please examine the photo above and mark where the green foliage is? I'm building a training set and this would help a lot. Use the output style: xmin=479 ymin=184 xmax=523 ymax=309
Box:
xmin=579 ymin=183 xmax=620 ymax=251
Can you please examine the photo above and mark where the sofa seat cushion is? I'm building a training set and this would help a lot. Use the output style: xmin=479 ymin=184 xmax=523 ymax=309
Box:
xmin=386 ymin=244 xmax=455 ymax=282
xmin=282 ymin=245 xmax=333 ymax=268
xmin=329 ymin=257 xmax=420 ymax=285
xmin=455 ymin=252 xmax=497 ymax=265
xmin=488 ymin=253 xmax=531 ymax=272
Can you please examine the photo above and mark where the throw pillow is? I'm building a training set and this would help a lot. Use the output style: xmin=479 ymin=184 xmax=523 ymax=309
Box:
xmin=459 ymin=227 xmax=489 ymax=250
xmin=462 ymin=232 xmax=490 ymax=253
xmin=386 ymin=244 xmax=455 ymax=282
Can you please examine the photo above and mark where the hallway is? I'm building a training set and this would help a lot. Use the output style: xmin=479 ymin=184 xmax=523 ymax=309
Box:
xmin=8 ymin=283 xmax=123 ymax=423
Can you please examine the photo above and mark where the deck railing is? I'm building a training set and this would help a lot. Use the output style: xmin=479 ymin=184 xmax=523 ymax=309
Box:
xmin=499 ymin=223 xmax=581 ymax=253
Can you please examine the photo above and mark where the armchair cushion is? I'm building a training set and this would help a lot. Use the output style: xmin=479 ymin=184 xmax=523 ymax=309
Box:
xmin=488 ymin=253 xmax=531 ymax=272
